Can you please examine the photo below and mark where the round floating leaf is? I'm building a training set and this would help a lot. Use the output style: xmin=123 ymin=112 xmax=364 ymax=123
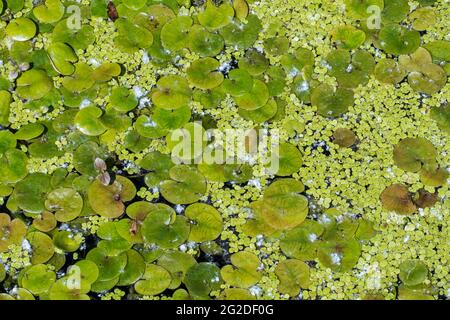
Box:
xmin=6 ymin=18 xmax=36 ymax=41
xmin=317 ymin=239 xmax=361 ymax=273
xmin=143 ymin=4 xmax=176 ymax=32
xmin=184 ymin=262 xmax=222 ymax=299
xmin=153 ymin=105 xmax=191 ymax=130
xmin=52 ymin=19 xmax=95 ymax=51
xmin=255 ymin=178 xmax=308 ymax=230
xmin=187 ymin=58 xmax=224 ymax=89
xmin=275 ymin=259 xmax=310 ymax=296
xmin=345 ymin=0 xmax=384 ymax=19
xmin=160 ymin=16 xmax=192 ymax=52
xmin=430 ymin=104 xmax=450 ymax=133
xmin=73 ymin=141 xmax=109 ymax=176
xmin=239 ymin=98 xmax=277 ymax=123
xmin=93 ymin=63 xmax=121 ymax=82
xmin=14 ymin=123 xmax=45 ymax=140
xmin=16 ymin=69 xmax=52 ymax=100
xmin=399 ymin=260 xmax=428 ymax=286
xmin=264 ymin=36 xmax=290 ymax=56
xmin=424 ymin=40 xmax=450 ymax=67
xmin=13 ymin=173 xmax=51 ymax=214
xmin=185 ymin=203 xmax=223 ymax=242
xmin=326 ymin=49 xmax=375 ymax=88
xmin=0 ymin=213 xmax=27 ymax=252
xmin=114 ymin=18 xmax=154 ymax=53
xmin=270 ymin=142 xmax=303 ymax=176
xmin=75 ymin=260 xmax=100 ymax=285
xmin=21 ymin=264 xmax=56 ymax=295
xmin=378 ymin=24 xmax=421 ymax=55
xmin=331 ymin=26 xmax=366 ymax=50
xmin=280 ymin=219 xmax=325 ymax=260
xmin=410 ymin=7 xmax=436 ymax=31
xmin=33 ymin=0 xmax=65 ymax=24
xmin=220 ymin=288 xmax=255 ymax=300
xmin=382 ymin=0 xmax=409 ymax=23
xmin=157 ymin=250 xmax=196 ymax=289
xmin=198 ymin=0 xmax=234 ymax=30
xmin=141 ymin=205 xmax=190 ymax=248
xmin=420 ymin=167 xmax=448 ymax=187
xmin=62 ymin=63 xmax=95 ymax=93
xmin=86 ymin=248 xmax=127 ymax=281
xmin=134 ymin=264 xmax=172 ymax=296
xmin=110 ymin=87 xmax=138 ymax=112
xmin=374 ymin=59 xmax=407 ymax=84
xmin=47 ymin=42 xmax=78 ymax=76
xmin=239 ymin=49 xmax=269 ymax=76
xmin=234 ymin=79 xmax=269 ymax=111
xmin=380 ymin=184 xmax=416 ymax=214
xmin=188 ymin=25 xmax=224 ymax=57
xmin=407 ymin=63 xmax=447 ymax=95
xmin=140 ymin=152 xmax=174 ymax=188
xmin=0 ymin=90 xmax=11 ymax=126
xmin=75 ymin=106 xmax=107 ymax=136
xmin=398 ymin=285 xmax=434 ymax=300
xmin=332 ymin=128 xmax=357 ymax=148
xmin=221 ymin=251 xmax=261 ymax=288
xmin=88 ymin=176 xmax=136 ymax=218
xmin=0 ymin=131 xmax=16 ymax=153
xmin=311 ymin=84 xmax=354 ymax=118
xmin=152 ymin=75 xmax=192 ymax=110
xmin=45 ymin=188 xmax=83 ymax=222
xmin=160 ymin=165 xmax=206 ymax=204
xmin=393 ymin=138 xmax=437 ymax=172
xmin=27 ymin=231 xmax=55 ymax=264
xmin=53 ymin=230 xmax=82 ymax=252
xmin=222 ymin=69 xmax=254 ymax=97
xmin=220 ymin=14 xmax=261 ymax=50
xmin=118 ymin=249 xmax=146 ymax=286
xmin=32 ymin=211 xmax=57 ymax=233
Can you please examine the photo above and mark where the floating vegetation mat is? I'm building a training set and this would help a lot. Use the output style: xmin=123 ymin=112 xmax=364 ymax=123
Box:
xmin=0 ymin=0 xmax=449 ymax=300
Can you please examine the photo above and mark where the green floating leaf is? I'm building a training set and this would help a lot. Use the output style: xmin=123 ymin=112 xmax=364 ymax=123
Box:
xmin=374 ymin=58 xmax=407 ymax=85
xmin=53 ymin=230 xmax=82 ymax=252
xmin=409 ymin=7 xmax=436 ymax=31
xmin=345 ymin=0 xmax=384 ymax=19
xmin=141 ymin=204 xmax=190 ymax=248
xmin=86 ymin=247 xmax=127 ymax=282
xmin=326 ymin=49 xmax=375 ymax=88
xmin=234 ymin=79 xmax=269 ymax=111
xmin=114 ymin=18 xmax=154 ymax=53
xmin=332 ymin=128 xmax=357 ymax=148
xmin=32 ymin=211 xmax=57 ymax=233
xmin=0 ymin=131 xmax=16 ymax=153
xmin=93 ymin=63 xmax=121 ymax=82
xmin=16 ymin=69 xmax=53 ymax=100
xmin=382 ymin=0 xmax=409 ymax=24
xmin=88 ymin=176 xmax=136 ymax=218
xmin=62 ymin=63 xmax=95 ymax=93
xmin=110 ymin=87 xmax=138 ymax=112
xmin=0 ymin=90 xmax=11 ymax=126
xmin=6 ymin=18 xmax=36 ymax=41
xmin=160 ymin=16 xmax=192 ymax=52
xmin=221 ymin=251 xmax=261 ymax=288
xmin=239 ymin=98 xmax=277 ymax=123
xmin=188 ymin=24 xmax=224 ymax=57
xmin=160 ymin=165 xmax=206 ymax=204
xmin=52 ymin=20 xmax=95 ymax=51
xmin=198 ymin=0 xmax=234 ymax=30
xmin=331 ymin=26 xmax=366 ymax=50
xmin=430 ymin=104 xmax=450 ymax=134
xmin=311 ymin=84 xmax=354 ymax=118
xmin=393 ymin=137 xmax=437 ymax=172
xmin=187 ymin=58 xmax=224 ymax=89
xmin=255 ymin=178 xmax=308 ymax=230
xmin=275 ymin=259 xmax=310 ymax=296
xmin=45 ymin=188 xmax=83 ymax=222
xmin=74 ymin=106 xmax=107 ymax=136
xmin=317 ymin=239 xmax=361 ymax=273
xmin=47 ymin=42 xmax=78 ymax=76
xmin=239 ymin=49 xmax=269 ymax=76
xmin=134 ymin=264 xmax=172 ymax=296
xmin=14 ymin=123 xmax=45 ymax=140
xmin=271 ymin=142 xmax=303 ymax=176
xmin=157 ymin=250 xmax=196 ymax=289
xmin=280 ymin=219 xmax=325 ymax=261
xmin=12 ymin=173 xmax=51 ymax=214
xmin=185 ymin=203 xmax=223 ymax=242
xmin=220 ymin=14 xmax=261 ymax=50
xmin=21 ymin=264 xmax=56 ymax=295
xmin=27 ymin=231 xmax=55 ymax=264
xmin=152 ymin=75 xmax=192 ymax=110
xmin=0 ymin=213 xmax=27 ymax=252
xmin=118 ymin=249 xmax=146 ymax=286
xmin=222 ymin=69 xmax=254 ymax=97
xmin=184 ymin=262 xmax=222 ymax=299
xmin=33 ymin=0 xmax=65 ymax=24
xmin=140 ymin=152 xmax=174 ymax=188
xmin=399 ymin=260 xmax=429 ymax=286
xmin=378 ymin=24 xmax=421 ymax=55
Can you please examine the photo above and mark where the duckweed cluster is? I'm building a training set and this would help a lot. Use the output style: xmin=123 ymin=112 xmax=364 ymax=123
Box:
xmin=0 ymin=0 xmax=449 ymax=300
